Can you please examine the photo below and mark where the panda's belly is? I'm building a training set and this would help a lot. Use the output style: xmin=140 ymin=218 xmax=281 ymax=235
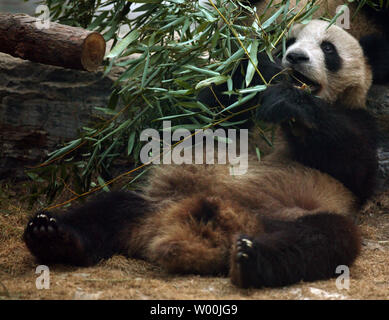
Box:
xmin=144 ymin=157 xmax=357 ymax=220
xmin=123 ymin=157 xmax=358 ymax=268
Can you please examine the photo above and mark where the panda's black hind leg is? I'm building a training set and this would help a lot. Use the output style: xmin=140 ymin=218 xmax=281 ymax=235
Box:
xmin=230 ymin=213 xmax=361 ymax=288
xmin=24 ymin=211 xmax=92 ymax=266
xmin=23 ymin=191 xmax=151 ymax=266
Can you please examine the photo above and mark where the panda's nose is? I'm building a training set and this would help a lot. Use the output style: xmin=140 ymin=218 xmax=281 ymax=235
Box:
xmin=286 ymin=51 xmax=309 ymax=64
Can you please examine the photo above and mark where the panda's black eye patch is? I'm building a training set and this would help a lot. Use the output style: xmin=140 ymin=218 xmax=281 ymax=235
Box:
xmin=321 ymin=41 xmax=336 ymax=54
xmin=286 ymin=37 xmax=296 ymax=48
xmin=320 ymin=41 xmax=342 ymax=72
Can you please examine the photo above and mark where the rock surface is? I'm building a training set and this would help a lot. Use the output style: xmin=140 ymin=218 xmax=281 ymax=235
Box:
xmin=367 ymin=85 xmax=389 ymax=115
xmin=0 ymin=52 xmax=118 ymax=179
xmin=367 ymin=85 xmax=389 ymax=192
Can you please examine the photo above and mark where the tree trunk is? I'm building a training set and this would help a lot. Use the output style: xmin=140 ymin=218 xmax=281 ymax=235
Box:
xmin=0 ymin=13 xmax=106 ymax=71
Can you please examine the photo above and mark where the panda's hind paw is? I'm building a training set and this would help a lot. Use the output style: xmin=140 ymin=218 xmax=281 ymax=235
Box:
xmin=23 ymin=211 xmax=90 ymax=266
xmin=236 ymin=236 xmax=255 ymax=262
xmin=230 ymin=235 xmax=262 ymax=288
xmin=25 ymin=211 xmax=58 ymax=238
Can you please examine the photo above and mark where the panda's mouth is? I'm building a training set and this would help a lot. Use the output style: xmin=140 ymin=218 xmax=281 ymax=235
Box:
xmin=290 ymin=70 xmax=321 ymax=95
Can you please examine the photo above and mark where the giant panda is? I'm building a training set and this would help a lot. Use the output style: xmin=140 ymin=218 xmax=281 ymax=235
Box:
xmin=244 ymin=0 xmax=389 ymax=40
xmin=23 ymin=19 xmax=389 ymax=288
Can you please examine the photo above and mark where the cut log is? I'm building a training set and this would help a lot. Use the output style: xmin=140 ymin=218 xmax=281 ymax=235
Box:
xmin=0 ymin=13 xmax=106 ymax=71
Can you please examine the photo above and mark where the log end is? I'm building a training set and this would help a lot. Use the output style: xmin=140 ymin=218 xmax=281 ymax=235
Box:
xmin=81 ymin=32 xmax=106 ymax=72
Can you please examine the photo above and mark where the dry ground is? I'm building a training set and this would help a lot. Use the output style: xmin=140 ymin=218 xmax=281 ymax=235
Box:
xmin=0 ymin=183 xmax=388 ymax=300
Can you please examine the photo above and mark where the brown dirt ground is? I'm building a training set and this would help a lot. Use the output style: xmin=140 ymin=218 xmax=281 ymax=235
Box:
xmin=0 ymin=183 xmax=388 ymax=300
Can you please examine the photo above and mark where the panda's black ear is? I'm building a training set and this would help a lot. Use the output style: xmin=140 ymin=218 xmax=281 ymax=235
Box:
xmin=360 ymin=34 xmax=389 ymax=84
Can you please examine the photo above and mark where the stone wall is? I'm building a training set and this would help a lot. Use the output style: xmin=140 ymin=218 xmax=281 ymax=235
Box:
xmin=0 ymin=0 xmax=40 ymax=15
xmin=0 ymin=53 xmax=120 ymax=179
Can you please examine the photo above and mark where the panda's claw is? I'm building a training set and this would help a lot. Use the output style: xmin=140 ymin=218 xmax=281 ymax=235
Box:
xmin=237 ymin=252 xmax=248 ymax=260
xmin=25 ymin=211 xmax=59 ymax=239
xmin=235 ymin=235 xmax=256 ymax=263
xmin=242 ymin=238 xmax=253 ymax=248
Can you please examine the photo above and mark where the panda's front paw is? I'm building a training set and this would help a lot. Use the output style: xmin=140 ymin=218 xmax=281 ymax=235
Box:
xmin=256 ymin=84 xmax=315 ymax=125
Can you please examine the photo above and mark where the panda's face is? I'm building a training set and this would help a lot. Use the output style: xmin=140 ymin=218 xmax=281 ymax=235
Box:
xmin=282 ymin=20 xmax=372 ymax=107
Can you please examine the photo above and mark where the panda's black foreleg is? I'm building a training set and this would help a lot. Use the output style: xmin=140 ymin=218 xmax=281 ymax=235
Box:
xmin=23 ymin=191 xmax=150 ymax=266
xmin=230 ymin=212 xmax=361 ymax=288
xmin=257 ymin=83 xmax=379 ymax=203
xmin=360 ymin=34 xmax=389 ymax=84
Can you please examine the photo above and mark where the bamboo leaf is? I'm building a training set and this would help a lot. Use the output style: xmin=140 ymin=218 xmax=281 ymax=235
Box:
xmin=46 ymin=138 xmax=82 ymax=161
xmin=184 ymin=65 xmax=220 ymax=76
xmin=127 ymin=132 xmax=136 ymax=156
xmin=97 ymin=176 xmax=110 ymax=192
xmin=195 ymin=75 xmax=229 ymax=90
xmin=154 ymin=112 xmax=199 ymax=121
xmin=162 ymin=124 xmax=206 ymax=131
xmin=106 ymin=29 xmax=141 ymax=59
xmin=216 ymin=47 xmax=245 ymax=72
xmin=216 ymin=92 xmax=258 ymax=115
xmin=262 ymin=5 xmax=285 ymax=29
xmin=88 ymin=11 xmax=109 ymax=30
xmin=245 ymin=39 xmax=259 ymax=87
xmin=238 ymin=85 xmax=267 ymax=94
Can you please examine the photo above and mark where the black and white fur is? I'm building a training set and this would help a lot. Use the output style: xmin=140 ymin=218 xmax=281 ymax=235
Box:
xmin=23 ymin=20 xmax=389 ymax=288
